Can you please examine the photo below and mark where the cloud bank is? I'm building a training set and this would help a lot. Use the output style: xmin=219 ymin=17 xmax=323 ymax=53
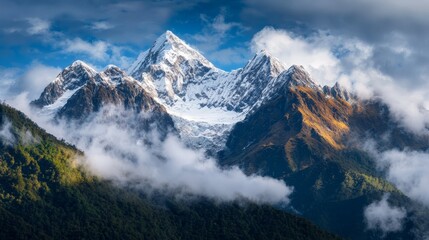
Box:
xmin=0 ymin=62 xmax=60 ymax=102
xmin=365 ymin=142 xmax=429 ymax=207
xmin=31 ymin=106 xmax=292 ymax=205
xmin=251 ymin=27 xmax=429 ymax=135
xmin=364 ymin=194 xmax=406 ymax=233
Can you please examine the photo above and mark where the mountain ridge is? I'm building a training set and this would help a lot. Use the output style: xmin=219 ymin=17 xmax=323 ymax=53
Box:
xmin=0 ymin=102 xmax=341 ymax=240
xmin=27 ymin=30 xmax=429 ymax=239
xmin=33 ymin=30 xmax=336 ymax=151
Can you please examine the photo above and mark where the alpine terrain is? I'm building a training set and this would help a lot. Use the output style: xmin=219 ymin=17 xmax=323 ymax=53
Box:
xmin=25 ymin=30 xmax=429 ymax=239
xmin=0 ymin=102 xmax=340 ymax=240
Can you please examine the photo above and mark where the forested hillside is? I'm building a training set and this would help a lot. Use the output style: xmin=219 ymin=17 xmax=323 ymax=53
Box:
xmin=0 ymin=103 xmax=339 ymax=240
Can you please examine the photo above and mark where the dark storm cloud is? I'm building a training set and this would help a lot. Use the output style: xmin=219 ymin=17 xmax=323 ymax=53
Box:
xmin=241 ymin=0 xmax=429 ymax=84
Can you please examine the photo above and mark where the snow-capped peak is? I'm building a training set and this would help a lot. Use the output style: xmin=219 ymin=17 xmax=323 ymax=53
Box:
xmin=52 ymin=60 xmax=96 ymax=89
xmin=31 ymin=60 xmax=97 ymax=107
xmin=70 ymin=60 xmax=95 ymax=71
xmin=98 ymin=64 xmax=136 ymax=86
xmin=282 ymin=65 xmax=319 ymax=90
xmin=151 ymin=30 xmax=215 ymax=68
xmin=105 ymin=64 xmax=121 ymax=70
xmin=128 ymin=30 xmax=216 ymax=78
xmin=323 ymin=82 xmax=352 ymax=101
xmin=127 ymin=31 xmax=221 ymax=103
xmin=242 ymin=50 xmax=285 ymax=77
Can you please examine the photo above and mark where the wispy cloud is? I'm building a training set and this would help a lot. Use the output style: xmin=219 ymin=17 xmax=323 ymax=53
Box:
xmin=0 ymin=0 xmax=203 ymax=44
xmin=26 ymin=18 xmax=50 ymax=35
xmin=5 ymin=20 xmax=134 ymax=67
xmin=0 ymin=67 xmax=20 ymax=99
xmin=0 ymin=62 xmax=60 ymax=101
xmin=60 ymin=38 xmax=110 ymax=61
xmin=0 ymin=119 xmax=16 ymax=146
xmin=251 ymin=27 xmax=339 ymax=81
xmin=364 ymin=140 xmax=429 ymax=207
xmin=190 ymin=13 xmax=250 ymax=68
xmin=251 ymin=27 xmax=429 ymax=135
xmin=90 ymin=21 xmax=114 ymax=31
xmin=16 ymin=62 xmax=61 ymax=100
xmin=34 ymin=105 xmax=293 ymax=204
xmin=364 ymin=194 xmax=406 ymax=233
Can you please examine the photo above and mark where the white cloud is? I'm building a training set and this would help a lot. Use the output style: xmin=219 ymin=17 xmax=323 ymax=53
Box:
xmin=250 ymin=27 xmax=370 ymax=87
xmin=208 ymin=14 xmax=242 ymax=36
xmin=26 ymin=18 xmax=50 ymax=35
xmin=55 ymin=37 xmax=132 ymax=67
xmin=251 ymin=27 xmax=338 ymax=70
xmin=11 ymin=19 xmax=129 ymax=66
xmin=3 ymin=27 xmax=20 ymax=34
xmin=369 ymin=147 xmax=429 ymax=206
xmin=0 ymin=68 xmax=19 ymax=99
xmin=251 ymin=27 xmax=429 ymax=135
xmin=17 ymin=62 xmax=61 ymax=100
xmin=0 ymin=119 xmax=16 ymax=146
xmin=0 ymin=63 xmax=60 ymax=102
xmin=190 ymin=13 xmax=249 ymax=68
xmin=109 ymin=45 xmax=134 ymax=69
xmin=61 ymin=38 xmax=110 ymax=61
xmin=90 ymin=21 xmax=114 ymax=30
xmin=364 ymin=194 xmax=406 ymax=233
xmin=35 ymin=106 xmax=293 ymax=204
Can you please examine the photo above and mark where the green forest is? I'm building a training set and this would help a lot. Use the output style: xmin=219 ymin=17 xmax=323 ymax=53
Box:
xmin=0 ymin=103 xmax=339 ymax=240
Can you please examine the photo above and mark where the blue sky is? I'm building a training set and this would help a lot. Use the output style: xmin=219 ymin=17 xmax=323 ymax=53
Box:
xmin=3 ymin=1 xmax=429 ymax=224
xmin=1 ymin=0 xmax=429 ymax=110
xmin=0 ymin=0 xmax=259 ymax=71
xmin=1 ymin=0 xmax=428 ymax=74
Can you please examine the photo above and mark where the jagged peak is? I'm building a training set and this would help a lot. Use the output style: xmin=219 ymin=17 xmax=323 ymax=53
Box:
xmin=69 ymin=60 xmax=96 ymax=73
xmin=102 ymin=64 xmax=125 ymax=76
xmin=323 ymin=82 xmax=351 ymax=101
xmin=242 ymin=50 xmax=286 ymax=77
xmin=156 ymin=30 xmax=183 ymax=46
xmin=151 ymin=30 xmax=183 ymax=52
xmin=52 ymin=60 xmax=96 ymax=86
xmin=247 ymin=50 xmax=278 ymax=65
xmin=280 ymin=65 xmax=319 ymax=90
xmin=149 ymin=30 xmax=213 ymax=66
xmin=104 ymin=64 xmax=121 ymax=70
xmin=102 ymin=64 xmax=128 ymax=76
xmin=128 ymin=30 xmax=216 ymax=77
xmin=287 ymin=64 xmax=306 ymax=74
xmin=98 ymin=64 xmax=140 ymax=86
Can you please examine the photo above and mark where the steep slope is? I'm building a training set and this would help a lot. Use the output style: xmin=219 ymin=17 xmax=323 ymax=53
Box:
xmin=128 ymin=31 xmax=287 ymax=113
xmin=32 ymin=31 xmax=314 ymax=152
xmin=219 ymin=68 xmax=429 ymax=239
xmin=31 ymin=60 xmax=97 ymax=108
xmin=0 ymin=103 xmax=340 ymax=240
xmin=31 ymin=61 xmax=175 ymax=136
xmin=128 ymin=30 xmax=221 ymax=103
xmin=127 ymin=31 xmax=293 ymax=150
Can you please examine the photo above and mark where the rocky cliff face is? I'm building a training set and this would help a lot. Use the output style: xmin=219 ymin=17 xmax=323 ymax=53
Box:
xmin=30 ymin=30 xmax=429 ymax=239
xmin=31 ymin=62 xmax=175 ymax=137
xmin=31 ymin=60 xmax=97 ymax=108
xmin=219 ymin=78 xmax=429 ymax=239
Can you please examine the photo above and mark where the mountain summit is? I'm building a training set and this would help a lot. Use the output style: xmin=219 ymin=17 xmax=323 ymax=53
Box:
xmin=128 ymin=30 xmax=216 ymax=76
xmin=31 ymin=60 xmax=97 ymax=108
xmin=28 ymin=30 xmax=429 ymax=240
xmin=127 ymin=30 xmax=219 ymax=102
xmin=32 ymin=31 xmax=326 ymax=151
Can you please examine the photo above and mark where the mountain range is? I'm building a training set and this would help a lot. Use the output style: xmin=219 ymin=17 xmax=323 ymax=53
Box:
xmin=0 ymin=102 xmax=339 ymax=240
xmin=25 ymin=30 xmax=429 ymax=239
